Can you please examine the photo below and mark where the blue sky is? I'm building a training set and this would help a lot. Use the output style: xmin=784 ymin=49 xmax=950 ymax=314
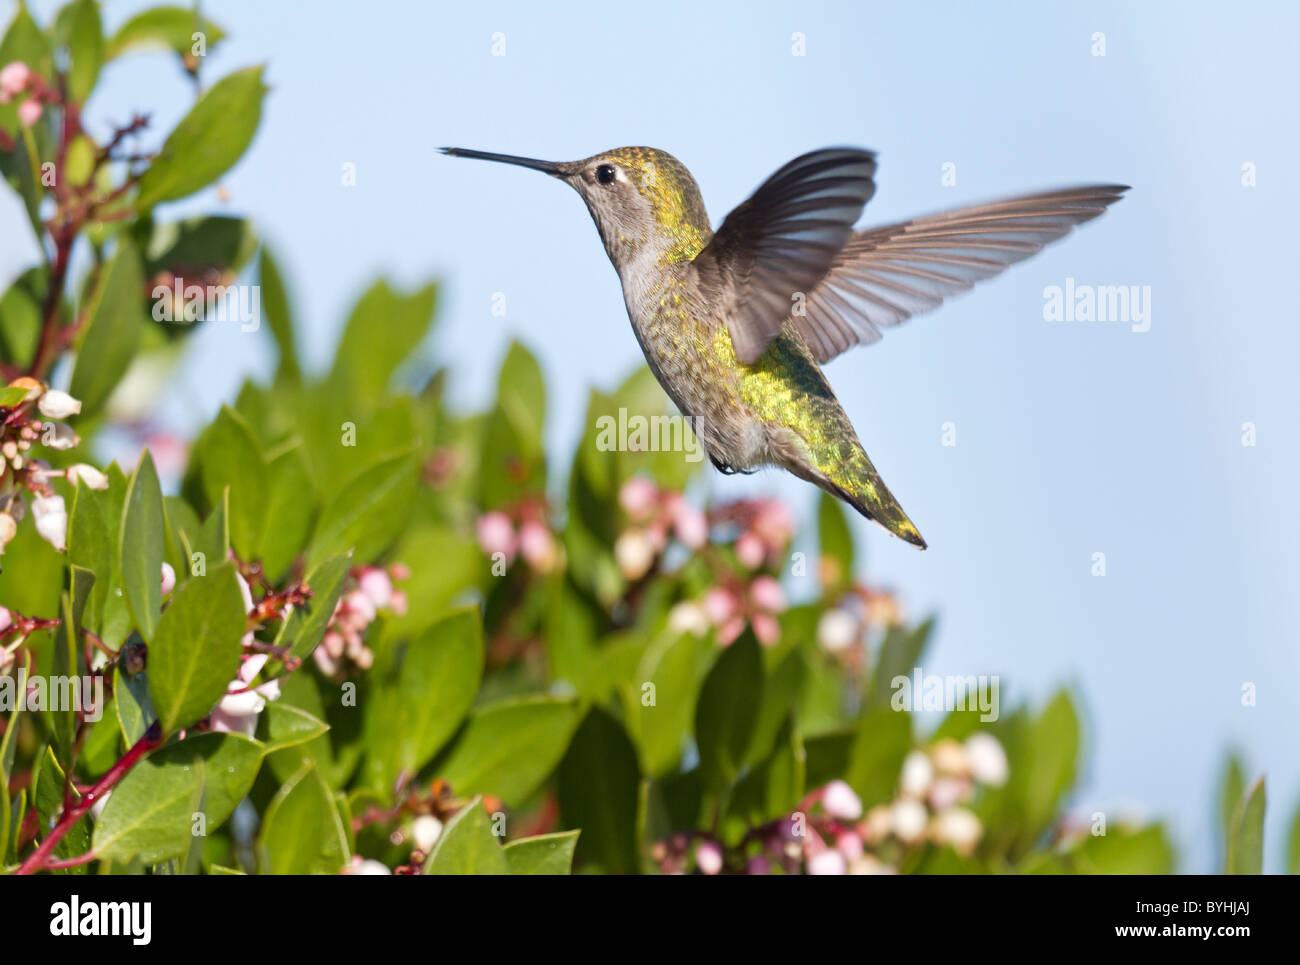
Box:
xmin=4 ymin=0 xmax=1298 ymax=871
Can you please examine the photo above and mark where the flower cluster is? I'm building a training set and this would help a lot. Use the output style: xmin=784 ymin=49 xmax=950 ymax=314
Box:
xmin=611 ymin=477 xmax=709 ymax=580
xmin=0 ymin=62 xmax=49 ymax=128
xmin=314 ymin=564 xmax=410 ymax=676
xmin=475 ymin=503 xmax=560 ymax=574
xmin=815 ymin=585 xmax=905 ymax=655
xmin=1 ymin=379 xmax=107 ymax=556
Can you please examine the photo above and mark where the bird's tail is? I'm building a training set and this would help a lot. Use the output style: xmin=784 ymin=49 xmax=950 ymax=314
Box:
xmin=820 ymin=446 xmax=927 ymax=550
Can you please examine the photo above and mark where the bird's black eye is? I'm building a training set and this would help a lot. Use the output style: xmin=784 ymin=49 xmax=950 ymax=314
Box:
xmin=595 ymin=164 xmax=616 ymax=185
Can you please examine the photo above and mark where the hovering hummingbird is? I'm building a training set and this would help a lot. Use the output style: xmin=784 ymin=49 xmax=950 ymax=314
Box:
xmin=442 ymin=145 xmax=1127 ymax=548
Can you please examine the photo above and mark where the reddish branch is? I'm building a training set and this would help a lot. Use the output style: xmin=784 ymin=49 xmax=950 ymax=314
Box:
xmin=15 ymin=721 xmax=163 ymax=875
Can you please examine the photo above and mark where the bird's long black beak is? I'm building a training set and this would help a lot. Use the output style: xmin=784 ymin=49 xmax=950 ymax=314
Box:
xmin=440 ymin=147 xmax=563 ymax=177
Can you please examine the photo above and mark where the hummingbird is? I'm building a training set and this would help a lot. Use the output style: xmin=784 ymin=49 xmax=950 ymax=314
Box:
xmin=442 ymin=145 xmax=1127 ymax=548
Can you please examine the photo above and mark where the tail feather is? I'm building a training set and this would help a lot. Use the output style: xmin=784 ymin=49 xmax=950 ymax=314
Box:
xmin=825 ymin=472 xmax=927 ymax=549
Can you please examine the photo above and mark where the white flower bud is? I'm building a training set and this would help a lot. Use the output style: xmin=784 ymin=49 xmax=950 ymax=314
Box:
xmin=667 ymin=601 xmax=710 ymax=637
xmin=614 ymin=529 xmax=656 ymax=581
xmin=890 ymin=798 xmax=928 ymax=844
xmin=354 ymin=859 xmax=392 ymax=875
xmin=695 ymin=840 xmax=723 ymax=875
xmin=412 ymin=815 xmax=443 ymax=852
xmin=930 ymin=738 xmax=971 ymax=777
xmin=160 ymin=562 xmax=176 ymax=596
xmin=806 ymin=849 xmax=846 ymax=875
xmin=822 ymin=779 xmax=863 ymax=821
xmin=930 ymin=807 xmax=983 ymax=856
xmin=965 ymin=733 xmax=1009 ymax=787
xmin=899 ymin=750 xmax=935 ymax=798
xmin=42 ymin=422 xmax=79 ymax=451
xmin=816 ymin=608 xmax=858 ymax=653
xmin=66 ymin=463 xmax=109 ymax=490
xmin=32 ymin=494 xmax=67 ymax=551
xmin=37 ymin=389 xmax=82 ymax=420
xmin=0 ymin=512 xmax=16 ymax=552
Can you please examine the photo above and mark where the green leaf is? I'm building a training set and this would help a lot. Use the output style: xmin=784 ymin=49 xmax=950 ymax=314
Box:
xmin=93 ymin=733 xmax=263 ymax=864
xmin=866 ymin=619 xmax=934 ymax=710
xmin=69 ymin=239 xmax=144 ymax=417
xmin=438 ymin=696 xmax=581 ymax=805
xmin=258 ymin=762 xmax=350 ymax=874
xmin=0 ymin=267 xmax=45 ymax=368
xmin=259 ymin=247 xmax=299 ymax=379
xmin=259 ymin=441 xmax=314 ymax=582
xmin=34 ymin=748 xmax=90 ymax=874
xmin=1217 ymin=750 xmax=1246 ymax=852
xmin=0 ymin=5 xmax=52 ymax=138
xmin=143 ymin=216 xmax=258 ymax=279
xmin=503 ymin=830 xmax=580 ymax=875
xmin=329 ymin=279 xmax=437 ymax=401
xmin=1226 ymin=777 xmax=1266 ymax=875
xmin=258 ymin=703 xmax=329 ymax=754
xmin=557 ymin=707 xmax=640 ymax=874
xmin=61 ymin=0 xmax=103 ymax=103
xmin=134 ymin=65 xmax=268 ymax=210
xmin=49 ymin=593 xmax=79 ymax=761
xmin=269 ymin=552 xmax=352 ymax=671
xmin=695 ymin=633 xmax=763 ymax=792
xmin=1071 ymin=825 xmax=1175 ymax=874
xmin=306 ymin=449 xmax=417 ymax=568
xmin=197 ymin=406 xmax=267 ymax=559
xmin=114 ymin=656 xmax=155 ymax=745
xmin=1287 ymin=797 xmax=1300 ymax=876
xmin=728 ymin=716 xmax=805 ymax=831
xmin=120 ymin=450 xmax=165 ymax=641
xmin=146 ymin=561 xmax=245 ymax=734
xmin=423 ymin=798 xmax=508 ymax=875
xmin=67 ymin=480 xmax=114 ymax=633
xmin=1016 ymin=691 xmax=1080 ymax=848
xmin=363 ymin=608 xmax=484 ymax=789
xmin=817 ymin=492 xmax=855 ymax=593
xmin=844 ymin=706 xmax=911 ymax=809
xmin=107 ymin=6 xmax=226 ymax=59
xmin=630 ymin=631 xmax=714 ymax=777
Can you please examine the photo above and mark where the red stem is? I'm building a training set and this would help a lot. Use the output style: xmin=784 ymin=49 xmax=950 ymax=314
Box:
xmin=15 ymin=721 xmax=163 ymax=875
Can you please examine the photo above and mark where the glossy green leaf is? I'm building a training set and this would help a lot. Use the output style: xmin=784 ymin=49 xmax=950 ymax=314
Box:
xmin=423 ymin=798 xmax=508 ymax=875
xmin=107 ymin=6 xmax=226 ymax=59
xmin=269 ymin=552 xmax=352 ymax=672
xmin=134 ymin=65 xmax=267 ymax=209
xmin=259 ymin=441 xmax=315 ymax=582
xmin=258 ymin=702 xmax=329 ymax=754
xmin=119 ymin=450 xmax=165 ymax=641
xmin=34 ymin=748 xmax=89 ymax=874
xmin=438 ymin=696 xmax=581 ymax=805
xmin=557 ymin=707 xmax=640 ymax=874
xmin=93 ymin=733 xmax=263 ymax=864
xmin=198 ymin=406 xmax=267 ymax=558
xmin=503 ymin=831 xmax=580 ymax=875
xmin=146 ymin=561 xmax=245 ymax=734
xmin=306 ymin=449 xmax=417 ymax=567
xmin=258 ymin=762 xmax=350 ymax=874
xmin=69 ymin=239 xmax=144 ymax=417
xmin=695 ymin=633 xmax=763 ymax=792
xmin=329 ymin=279 xmax=437 ymax=401
xmin=61 ymin=0 xmax=103 ymax=103
xmin=259 ymin=246 xmax=299 ymax=379
xmin=1226 ymin=777 xmax=1265 ymax=875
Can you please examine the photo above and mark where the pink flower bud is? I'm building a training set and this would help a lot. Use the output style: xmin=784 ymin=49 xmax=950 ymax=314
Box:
xmin=160 ymin=562 xmax=176 ymax=596
xmin=807 ymin=849 xmax=846 ymax=875
xmin=694 ymin=840 xmax=723 ymax=875
xmin=835 ymin=831 xmax=864 ymax=861
xmin=703 ymin=587 xmax=737 ymax=625
xmin=717 ymin=616 xmax=745 ymax=646
xmin=671 ymin=503 xmax=709 ymax=549
xmin=16 ymin=98 xmax=42 ymax=127
xmin=618 ymin=477 xmax=658 ymax=518
xmin=749 ymin=575 xmax=786 ymax=613
xmin=822 ymin=779 xmax=863 ymax=821
xmin=750 ymin=612 xmax=780 ymax=646
xmin=735 ymin=531 xmax=766 ymax=569
xmin=475 ymin=511 xmax=517 ymax=560
xmin=614 ymin=529 xmax=656 ymax=580
xmin=746 ymin=855 xmax=771 ymax=875
xmin=389 ymin=589 xmax=408 ymax=617
xmin=344 ymin=590 xmax=376 ymax=627
xmin=358 ymin=568 xmax=393 ymax=609
xmin=0 ymin=62 xmax=31 ymax=98
xmin=323 ymin=631 xmax=345 ymax=659
xmin=518 ymin=520 xmax=557 ymax=572
xmin=753 ymin=500 xmax=794 ymax=547
xmin=0 ymin=606 xmax=11 ymax=632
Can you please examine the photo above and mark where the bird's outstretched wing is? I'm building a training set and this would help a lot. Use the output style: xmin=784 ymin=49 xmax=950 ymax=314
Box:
xmin=791 ymin=185 xmax=1130 ymax=363
xmin=695 ymin=148 xmax=879 ymax=365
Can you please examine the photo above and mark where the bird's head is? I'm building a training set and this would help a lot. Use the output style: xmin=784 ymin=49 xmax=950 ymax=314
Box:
xmin=441 ymin=146 xmax=712 ymax=273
